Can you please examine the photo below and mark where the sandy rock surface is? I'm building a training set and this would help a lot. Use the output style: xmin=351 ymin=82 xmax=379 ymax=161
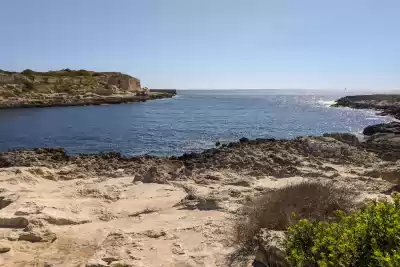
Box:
xmin=0 ymin=136 xmax=396 ymax=266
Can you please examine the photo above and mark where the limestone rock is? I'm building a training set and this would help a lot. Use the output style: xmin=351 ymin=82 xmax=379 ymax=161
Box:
xmin=0 ymin=244 xmax=10 ymax=253
xmin=254 ymin=230 xmax=287 ymax=267
xmin=41 ymin=209 xmax=91 ymax=225
xmin=85 ymin=259 xmax=108 ymax=267
xmin=364 ymin=167 xmax=400 ymax=184
xmin=133 ymin=167 xmax=167 ymax=184
xmin=363 ymin=122 xmax=400 ymax=136
xmin=0 ymin=193 xmax=19 ymax=210
xmin=0 ymin=241 xmax=11 ymax=254
xmin=364 ymin=133 xmax=400 ymax=161
xmin=18 ymin=228 xmax=56 ymax=243
xmin=0 ymin=216 xmax=29 ymax=228
xmin=323 ymin=133 xmax=360 ymax=146
xmin=14 ymin=201 xmax=44 ymax=216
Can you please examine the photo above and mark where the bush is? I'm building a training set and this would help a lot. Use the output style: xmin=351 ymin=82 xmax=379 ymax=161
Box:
xmin=286 ymin=195 xmax=400 ymax=267
xmin=75 ymin=69 xmax=93 ymax=76
xmin=233 ymin=181 xmax=355 ymax=250
xmin=22 ymin=69 xmax=35 ymax=75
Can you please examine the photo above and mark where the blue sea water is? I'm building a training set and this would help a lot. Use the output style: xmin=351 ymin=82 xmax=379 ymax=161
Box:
xmin=0 ymin=90 xmax=393 ymax=156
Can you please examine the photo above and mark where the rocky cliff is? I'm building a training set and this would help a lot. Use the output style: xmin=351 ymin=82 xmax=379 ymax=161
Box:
xmin=0 ymin=69 xmax=174 ymax=108
xmin=0 ymin=69 xmax=141 ymax=97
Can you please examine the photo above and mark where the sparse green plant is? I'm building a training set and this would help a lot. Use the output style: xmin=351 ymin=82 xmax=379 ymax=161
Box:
xmin=285 ymin=194 xmax=400 ymax=267
xmin=21 ymin=69 xmax=35 ymax=75
xmin=76 ymin=69 xmax=93 ymax=76
xmin=233 ymin=181 xmax=355 ymax=251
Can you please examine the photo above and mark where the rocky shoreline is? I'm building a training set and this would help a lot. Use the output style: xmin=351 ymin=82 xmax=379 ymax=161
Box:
xmin=0 ymin=131 xmax=398 ymax=266
xmin=334 ymin=94 xmax=400 ymax=119
xmin=0 ymin=94 xmax=399 ymax=266
xmin=0 ymin=92 xmax=175 ymax=109
xmin=333 ymin=94 xmax=400 ymax=161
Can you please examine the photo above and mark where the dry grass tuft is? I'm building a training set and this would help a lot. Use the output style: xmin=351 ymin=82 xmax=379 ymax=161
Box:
xmin=233 ymin=181 xmax=356 ymax=250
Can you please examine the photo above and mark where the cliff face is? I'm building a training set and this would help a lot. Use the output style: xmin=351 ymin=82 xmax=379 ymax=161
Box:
xmin=0 ymin=69 xmax=176 ymax=108
xmin=0 ymin=70 xmax=141 ymax=98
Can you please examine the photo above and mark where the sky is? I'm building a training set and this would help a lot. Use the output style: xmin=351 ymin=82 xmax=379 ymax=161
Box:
xmin=0 ymin=0 xmax=399 ymax=90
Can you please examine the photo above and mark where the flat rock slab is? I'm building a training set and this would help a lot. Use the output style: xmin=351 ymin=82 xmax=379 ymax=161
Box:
xmin=40 ymin=208 xmax=91 ymax=225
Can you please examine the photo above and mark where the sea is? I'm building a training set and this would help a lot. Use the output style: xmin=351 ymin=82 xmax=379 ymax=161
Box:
xmin=0 ymin=90 xmax=394 ymax=156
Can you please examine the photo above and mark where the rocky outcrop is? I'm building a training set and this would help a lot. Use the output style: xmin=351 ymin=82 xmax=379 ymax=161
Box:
xmin=363 ymin=133 xmax=400 ymax=161
xmin=0 ymin=69 xmax=175 ymax=108
xmin=363 ymin=122 xmax=400 ymax=136
xmin=0 ymin=70 xmax=141 ymax=94
xmin=0 ymin=136 xmax=381 ymax=182
xmin=333 ymin=94 xmax=400 ymax=120
xmin=333 ymin=95 xmax=400 ymax=161
xmin=323 ymin=133 xmax=360 ymax=146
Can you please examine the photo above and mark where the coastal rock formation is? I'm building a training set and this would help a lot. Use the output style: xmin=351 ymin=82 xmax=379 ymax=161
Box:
xmin=364 ymin=133 xmax=400 ymax=161
xmin=0 ymin=69 xmax=175 ymax=108
xmin=0 ymin=70 xmax=141 ymax=95
xmin=363 ymin=122 xmax=400 ymax=136
xmin=323 ymin=133 xmax=360 ymax=146
xmin=333 ymin=94 xmax=400 ymax=161
xmin=0 ymin=136 xmax=396 ymax=266
xmin=334 ymin=94 xmax=400 ymax=120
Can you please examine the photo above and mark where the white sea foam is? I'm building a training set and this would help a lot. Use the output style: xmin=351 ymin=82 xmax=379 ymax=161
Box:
xmin=317 ymin=100 xmax=337 ymax=107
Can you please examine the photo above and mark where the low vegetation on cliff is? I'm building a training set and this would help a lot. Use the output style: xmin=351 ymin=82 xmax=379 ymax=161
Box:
xmin=0 ymin=69 xmax=141 ymax=97
xmin=0 ymin=69 xmax=174 ymax=108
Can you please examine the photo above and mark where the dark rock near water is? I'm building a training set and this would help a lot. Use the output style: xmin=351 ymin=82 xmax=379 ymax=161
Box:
xmin=333 ymin=94 xmax=400 ymax=160
xmin=334 ymin=94 xmax=400 ymax=120
xmin=363 ymin=133 xmax=400 ymax=161
xmin=363 ymin=122 xmax=400 ymax=136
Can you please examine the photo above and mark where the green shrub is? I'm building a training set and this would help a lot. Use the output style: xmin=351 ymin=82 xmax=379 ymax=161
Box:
xmin=75 ymin=69 xmax=93 ymax=76
xmin=285 ymin=194 xmax=400 ymax=267
xmin=22 ymin=69 xmax=35 ymax=75
xmin=0 ymin=69 xmax=15 ymax=74
xmin=233 ymin=181 xmax=355 ymax=251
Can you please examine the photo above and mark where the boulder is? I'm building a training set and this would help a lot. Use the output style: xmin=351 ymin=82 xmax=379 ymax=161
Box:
xmin=0 ymin=216 xmax=29 ymax=228
xmin=364 ymin=167 xmax=400 ymax=184
xmin=363 ymin=122 xmax=400 ymax=136
xmin=0 ymin=193 xmax=19 ymax=210
xmin=253 ymin=230 xmax=287 ymax=267
xmin=0 ymin=242 xmax=11 ymax=253
xmin=323 ymin=133 xmax=360 ymax=146
xmin=364 ymin=133 xmax=400 ymax=161
xmin=18 ymin=228 xmax=56 ymax=243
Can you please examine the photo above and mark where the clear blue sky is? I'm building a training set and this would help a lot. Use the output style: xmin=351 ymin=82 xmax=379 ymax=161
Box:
xmin=1 ymin=0 xmax=399 ymax=90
